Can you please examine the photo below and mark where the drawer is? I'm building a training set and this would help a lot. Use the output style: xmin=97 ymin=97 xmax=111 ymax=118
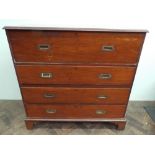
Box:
xmin=25 ymin=104 xmax=126 ymax=118
xmin=16 ymin=65 xmax=135 ymax=85
xmin=21 ymin=87 xmax=130 ymax=105
xmin=7 ymin=30 xmax=145 ymax=64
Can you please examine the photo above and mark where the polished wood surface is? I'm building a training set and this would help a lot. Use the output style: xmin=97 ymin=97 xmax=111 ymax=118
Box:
xmin=5 ymin=27 xmax=147 ymax=130
xmin=25 ymin=104 xmax=126 ymax=118
xmin=7 ymin=30 xmax=145 ymax=64
xmin=21 ymin=87 xmax=130 ymax=104
xmin=16 ymin=65 xmax=135 ymax=85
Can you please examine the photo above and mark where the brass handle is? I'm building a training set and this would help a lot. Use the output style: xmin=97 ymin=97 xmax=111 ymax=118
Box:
xmin=46 ymin=109 xmax=56 ymax=114
xmin=38 ymin=44 xmax=50 ymax=51
xmin=44 ymin=93 xmax=56 ymax=98
xmin=97 ymin=95 xmax=107 ymax=99
xmin=96 ymin=110 xmax=106 ymax=115
xmin=102 ymin=45 xmax=114 ymax=52
xmin=40 ymin=73 xmax=52 ymax=78
xmin=98 ymin=73 xmax=112 ymax=79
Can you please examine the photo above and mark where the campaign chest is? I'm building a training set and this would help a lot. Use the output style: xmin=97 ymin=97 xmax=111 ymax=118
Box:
xmin=4 ymin=27 xmax=147 ymax=129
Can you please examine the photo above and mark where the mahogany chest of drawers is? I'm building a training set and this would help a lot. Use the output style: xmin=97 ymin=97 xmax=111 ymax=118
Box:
xmin=4 ymin=27 xmax=147 ymax=130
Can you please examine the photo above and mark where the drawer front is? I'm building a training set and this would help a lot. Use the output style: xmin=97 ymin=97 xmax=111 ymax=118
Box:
xmin=7 ymin=30 xmax=145 ymax=64
xmin=25 ymin=104 xmax=126 ymax=118
xmin=22 ymin=87 xmax=130 ymax=105
xmin=16 ymin=65 xmax=135 ymax=85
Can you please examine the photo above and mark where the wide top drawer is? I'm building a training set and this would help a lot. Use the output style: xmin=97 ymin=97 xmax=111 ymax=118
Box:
xmin=6 ymin=30 xmax=146 ymax=64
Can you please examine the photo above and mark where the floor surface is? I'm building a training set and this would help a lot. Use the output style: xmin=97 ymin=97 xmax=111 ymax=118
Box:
xmin=0 ymin=100 xmax=155 ymax=135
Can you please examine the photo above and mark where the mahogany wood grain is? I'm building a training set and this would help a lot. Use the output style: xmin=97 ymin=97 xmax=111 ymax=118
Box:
xmin=7 ymin=30 xmax=145 ymax=64
xmin=16 ymin=65 xmax=135 ymax=85
xmin=25 ymin=104 xmax=126 ymax=118
xmin=4 ymin=27 xmax=147 ymax=130
xmin=21 ymin=87 xmax=130 ymax=105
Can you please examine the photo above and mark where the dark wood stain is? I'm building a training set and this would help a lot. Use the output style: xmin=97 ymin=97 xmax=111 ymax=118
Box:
xmin=4 ymin=27 xmax=147 ymax=130
xmin=16 ymin=65 xmax=136 ymax=85
xmin=25 ymin=104 xmax=126 ymax=118
xmin=21 ymin=87 xmax=130 ymax=104
xmin=7 ymin=30 xmax=145 ymax=64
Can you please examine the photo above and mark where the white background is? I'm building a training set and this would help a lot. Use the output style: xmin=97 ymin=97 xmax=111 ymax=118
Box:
xmin=0 ymin=136 xmax=153 ymax=155
xmin=0 ymin=0 xmax=155 ymax=101
xmin=0 ymin=0 xmax=154 ymax=154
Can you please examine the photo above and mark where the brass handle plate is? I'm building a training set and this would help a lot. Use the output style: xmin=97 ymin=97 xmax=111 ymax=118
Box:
xmin=46 ymin=109 xmax=56 ymax=114
xmin=97 ymin=95 xmax=107 ymax=99
xmin=40 ymin=73 xmax=52 ymax=78
xmin=38 ymin=44 xmax=50 ymax=51
xmin=102 ymin=45 xmax=114 ymax=52
xmin=96 ymin=110 xmax=106 ymax=115
xmin=98 ymin=73 xmax=112 ymax=79
xmin=44 ymin=93 xmax=56 ymax=98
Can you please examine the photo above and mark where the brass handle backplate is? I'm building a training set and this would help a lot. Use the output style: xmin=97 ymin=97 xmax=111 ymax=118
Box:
xmin=96 ymin=110 xmax=106 ymax=115
xmin=44 ymin=93 xmax=56 ymax=98
xmin=102 ymin=45 xmax=114 ymax=52
xmin=98 ymin=73 xmax=112 ymax=79
xmin=46 ymin=109 xmax=56 ymax=114
xmin=40 ymin=73 xmax=52 ymax=78
xmin=38 ymin=44 xmax=50 ymax=51
xmin=97 ymin=95 xmax=107 ymax=99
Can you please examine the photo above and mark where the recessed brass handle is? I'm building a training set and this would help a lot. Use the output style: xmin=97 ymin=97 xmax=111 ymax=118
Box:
xmin=44 ymin=93 xmax=56 ymax=98
xmin=38 ymin=44 xmax=50 ymax=51
xmin=98 ymin=73 xmax=112 ymax=79
xmin=97 ymin=95 xmax=107 ymax=99
xmin=102 ymin=45 xmax=114 ymax=52
xmin=40 ymin=73 xmax=52 ymax=78
xmin=46 ymin=109 xmax=56 ymax=114
xmin=96 ymin=110 xmax=106 ymax=115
